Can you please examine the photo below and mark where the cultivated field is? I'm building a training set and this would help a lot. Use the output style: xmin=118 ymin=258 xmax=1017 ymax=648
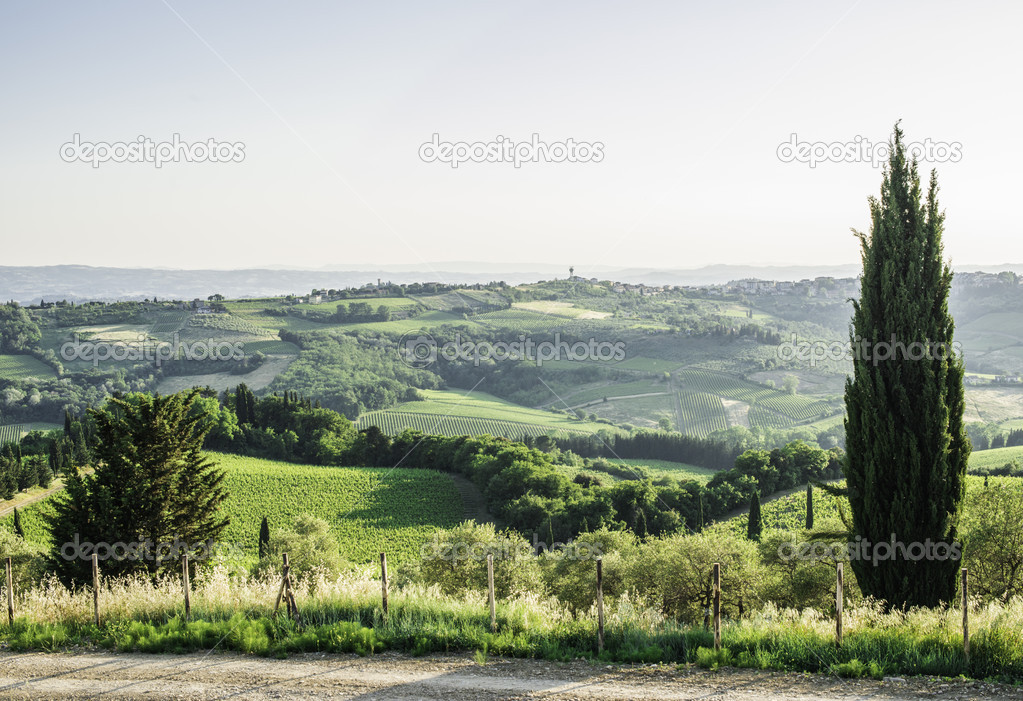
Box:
xmin=4 ymin=452 xmax=464 ymax=564
xmin=0 ymin=354 xmax=56 ymax=380
xmin=356 ymin=389 xmax=614 ymax=439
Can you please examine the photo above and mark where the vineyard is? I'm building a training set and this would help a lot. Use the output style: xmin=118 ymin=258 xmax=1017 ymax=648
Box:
xmin=748 ymin=404 xmax=789 ymax=430
xmin=187 ymin=314 xmax=275 ymax=336
xmin=677 ymin=391 xmax=729 ymax=438
xmin=677 ymin=368 xmax=837 ymax=423
xmin=148 ymin=310 xmax=189 ymax=335
xmin=2 ymin=453 xmax=464 ymax=564
xmin=0 ymin=424 xmax=26 ymax=445
xmin=475 ymin=308 xmax=577 ymax=331
xmin=0 ymin=354 xmax=57 ymax=380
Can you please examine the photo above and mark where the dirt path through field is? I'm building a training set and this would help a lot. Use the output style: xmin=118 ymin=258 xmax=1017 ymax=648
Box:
xmin=0 ymin=651 xmax=1018 ymax=700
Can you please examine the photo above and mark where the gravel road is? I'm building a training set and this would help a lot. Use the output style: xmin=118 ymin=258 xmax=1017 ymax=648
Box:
xmin=1 ymin=651 xmax=1020 ymax=700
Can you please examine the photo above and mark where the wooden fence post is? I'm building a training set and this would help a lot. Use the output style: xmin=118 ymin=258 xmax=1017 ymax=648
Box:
xmin=712 ymin=562 xmax=721 ymax=651
xmin=962 ymin=567 xmax=969 ymax=663
xmin=92 ymin=553 xmax=100 ymax=626
xmin=181 ymin=553 xmax=191 ymax=622
xmin=487 ymin=553 xmax=496 ymax=633
xmin=5 ymin=557 xmax=13 ymax=626
xmin=273 ymin=552 xmax=289 ymax=615
xmin=596 ymin=558 xmax=605 ymax=653
xmin=835 ymin=562 xmax=843 ymax=647
xmin=274 ymin=552 xmax=299 ymax=621
xmin=380 ymin=552 xmax=389 ymax=617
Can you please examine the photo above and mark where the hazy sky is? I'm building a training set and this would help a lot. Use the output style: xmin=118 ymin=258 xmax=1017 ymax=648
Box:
xmin=1 ymin=1 xmax=1020 ymax=271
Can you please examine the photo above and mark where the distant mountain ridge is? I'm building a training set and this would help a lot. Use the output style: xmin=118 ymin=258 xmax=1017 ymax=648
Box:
xmin=1 ymin=263 xmax=1020 ymax=305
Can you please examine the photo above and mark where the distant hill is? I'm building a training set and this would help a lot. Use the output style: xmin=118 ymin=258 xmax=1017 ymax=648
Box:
xmin=2 ymin=262 xmax=1021 ymax=305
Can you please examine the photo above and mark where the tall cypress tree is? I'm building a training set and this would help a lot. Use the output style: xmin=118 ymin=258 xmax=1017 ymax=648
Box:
xmin=805 ymin=483 xmax=814 ymax=530
xmin=844 ymin=123 xmax=969 ymax=608
xmin=12 ymin=508 xmax=24 ymax=539
xmin=747 ymin=491 xmax=762 ymax=542
xmin=258 ymin=516 xmax=270 ymax=560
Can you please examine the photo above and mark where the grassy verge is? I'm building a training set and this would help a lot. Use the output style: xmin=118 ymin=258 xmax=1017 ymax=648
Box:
xmin=3 ymin=571 xmax=1023 ymax=681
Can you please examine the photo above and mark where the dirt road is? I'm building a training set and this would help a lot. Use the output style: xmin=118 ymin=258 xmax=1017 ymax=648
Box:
xmin=0 ymin=651 xmax=1018 ymax=700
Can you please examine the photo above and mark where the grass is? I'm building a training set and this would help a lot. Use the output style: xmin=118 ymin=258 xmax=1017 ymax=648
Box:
xmin=0 ymin=354 xmax=57 ymax=380
xmin=240 ymin=339 xmax=300 ymax=355
xmin=3 ymin=573 xmax=1023 ymax=680
xmin=2 ymin=453 xmax=463 ymax=565
xmin=588 ymin=458 xmax=719 ymax=484
xmin=511 ymin=301 xmax=610 ymax=319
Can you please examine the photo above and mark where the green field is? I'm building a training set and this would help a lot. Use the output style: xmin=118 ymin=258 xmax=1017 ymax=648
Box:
xmin=240 ymin=339 xmax=300 ymax=355
xmin=3 ymin=453 xmax=463 ymax=564
xmin=722 ymin=475 xmax=1020 ymax=536
xmin=562 ymin=379 xmax=669 ymax=407
xmin=290 ymin=296 xmax=418 ymax=313
xmin=357 ymin=389 xmax=615 ymax=438
xmin=0 ymin=354 xmax=57 ymax=380
xmin=475 ymin=308 xmax=581 ymax=332
xmin=618 ymin=458 xmax=719 ymax=483
xmin=968 ymin=445 xmax=1023 ymax=471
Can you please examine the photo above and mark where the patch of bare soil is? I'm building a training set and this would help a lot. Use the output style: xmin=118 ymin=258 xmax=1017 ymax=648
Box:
xmin=721 ymin=398 xmax=750 ymax=428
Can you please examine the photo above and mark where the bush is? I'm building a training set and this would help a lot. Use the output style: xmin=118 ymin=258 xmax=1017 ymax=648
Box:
xmin=253 ymin=514 xmax=344 ymax=581
xmin=961 ymin=481 xmax=1023 ymax=601
xmin=0 ymin=527 xmax=45 ymax=589
xmin=407 ymin=521 xmax=542 ymax=598
xmin=631 ymin=526 xmax=762 ymax=623
xmin=539 ymin=528 xmax=635 ymax=612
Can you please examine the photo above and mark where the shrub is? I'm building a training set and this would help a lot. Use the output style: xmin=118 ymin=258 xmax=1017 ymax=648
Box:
xmin=253 ymin=514 xmax=344 ymax=581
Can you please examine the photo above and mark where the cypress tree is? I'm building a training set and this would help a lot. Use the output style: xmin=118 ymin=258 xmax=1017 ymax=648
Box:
xmin=48 ymin=439 xmax=64 ymax=478
xmin=805 ymin=483 xmax=814 ymax=530
xmin=258 ymin=516 xmax=270 ymax=560
xmin=63 ymin=410 xmax=72 ymax=435
xmin=36 ymin=457 xmax=52 ymax=489
xmin=747 ymin=491 xmax=762 ymax=542
xmin=12 ymin=508 xmax=24 ymax=539
xmin=844 ymin=123 xmax=969 ymax=608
